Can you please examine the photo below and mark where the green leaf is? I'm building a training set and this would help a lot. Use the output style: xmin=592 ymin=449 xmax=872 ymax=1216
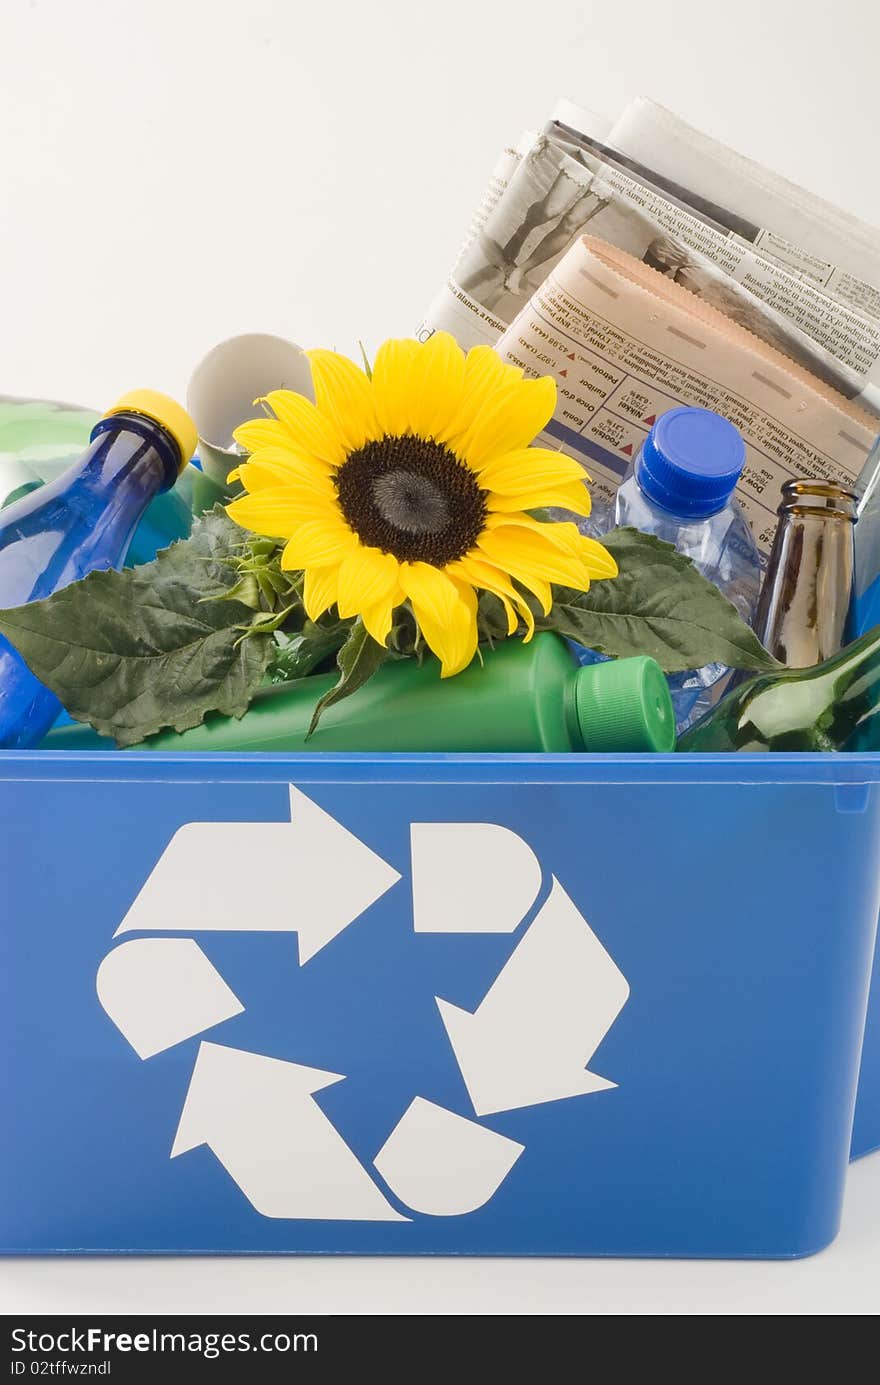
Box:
xmin=0 ymin=507 xmax=273 ymax=746
xmin=307 ymin=617 xmax=390 ymax=736
xmin=538 ymin=527 xmax=780 ymax=674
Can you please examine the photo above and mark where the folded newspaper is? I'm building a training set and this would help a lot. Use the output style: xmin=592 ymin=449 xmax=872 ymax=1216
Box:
xmin=607 ymin=98 xmax=880 ymax=306
xmin=419 ymin=97 xmax=880 ymax=553
xmin=496 ymin=235 xmax=875 ymax=554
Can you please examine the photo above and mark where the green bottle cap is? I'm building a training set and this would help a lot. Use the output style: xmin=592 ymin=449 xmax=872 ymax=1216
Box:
xmin=571 ymin=656 xmax=675 ymax=752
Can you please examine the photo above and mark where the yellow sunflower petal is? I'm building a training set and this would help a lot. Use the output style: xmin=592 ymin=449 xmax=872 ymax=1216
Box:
xmin=478 ymin=448 xmax=589 ymax=494
xmin=335 ymin=546 xmax=401 ymax=621
xmin=226 ymin=489 xmax=335 ymax=539
xmin=456 ymin=375 xmax=557 ymax=471
xmin=303 ymin=565 xmax=339 ymax=622
xmin=371 ymin=339 xmax=421 ymax=436
xmin=234 ymin=452 xmax=337 ymax=496
xmin=399 ymin=562 xmax=478 ymax=677
xmin=478 ymin=524 xmax=595 ymax=591
xmin=446 ymin=556 xmax=516 ymax=636
xmin=360 ymin=594 xmax=400 ymax=647
xmin=232 ymin=459 xmax=289 ymax=493
xmin=404 ymin=332 xmax=467 ymax=440
xmin=511 ymin=571 xmax=553 ymax=616
xmin=505 ymin=518 xmax=617 ymax=578
xmin=482 ymin=512 xmax=616 ymax=577
xmin=307 ymin=349 xmax=379 ymax=454
xmin=280 ymin=516 xmax=356 ymax=571
xmin=436 ymin=346 xmax=523 ymax=448
xmin=446 ymin=554 xmax=535 ymax=640
xmin=576 ymin=535 xmax=618 ymax=579
xmin=486 ymin=484 xmax=592 ymax=517
xmin=232 ymin=418 xmax=299 ymax=454
xmin=483 ymin=510 xmax=581 ymax=550
xmin=254 ymin=390 xmax=347 ymax=467
xmin=443 ymin=576 xmax=479 ymax=676
xmin=488 ymin=588 xmax=519 ymax=636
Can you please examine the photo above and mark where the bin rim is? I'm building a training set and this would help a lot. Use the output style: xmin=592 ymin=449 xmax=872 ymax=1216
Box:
xmin=2 ymin=748 xmax=880 ymax=788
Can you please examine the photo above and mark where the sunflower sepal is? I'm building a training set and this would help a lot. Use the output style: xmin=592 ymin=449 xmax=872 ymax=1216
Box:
xmin=233 ymin=603 xmax=302 ymax=642
xmin=267 ymin=619 xmax=353 ymax=685
xmin=208 ymin=534 xmax=304 ymax=612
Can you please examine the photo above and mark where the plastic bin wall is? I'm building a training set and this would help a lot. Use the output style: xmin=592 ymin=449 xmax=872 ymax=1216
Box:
xmin=2 ymin=750 xmax=879 ymax=1260
xmin=854 ymin=946 xmax=880 ymax=1159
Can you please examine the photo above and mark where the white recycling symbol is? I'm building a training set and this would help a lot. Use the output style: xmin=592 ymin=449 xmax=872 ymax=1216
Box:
xmin=96 ymin=785 xmax=629 ymax=1221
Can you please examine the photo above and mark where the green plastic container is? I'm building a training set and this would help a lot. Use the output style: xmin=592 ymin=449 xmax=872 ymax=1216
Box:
xmin=45 ymin=635 xmax=675 ymax=755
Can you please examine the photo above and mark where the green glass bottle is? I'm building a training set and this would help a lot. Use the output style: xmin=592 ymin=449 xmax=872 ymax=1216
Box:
xmin=677 ymin=626 xmax=880 ymax=752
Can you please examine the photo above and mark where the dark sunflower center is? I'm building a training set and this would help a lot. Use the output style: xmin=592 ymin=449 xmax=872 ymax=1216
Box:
xmin=335 ymin=435 xmax=486 ymax=565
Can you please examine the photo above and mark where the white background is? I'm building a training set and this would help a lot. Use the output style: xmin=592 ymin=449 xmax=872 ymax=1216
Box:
xmin=1 ymin=0 xmax=880 ymax=1316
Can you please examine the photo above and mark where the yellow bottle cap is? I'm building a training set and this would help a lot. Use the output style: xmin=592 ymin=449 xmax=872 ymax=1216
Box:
xmin=103 ymin=389 xmax=198 ymax=473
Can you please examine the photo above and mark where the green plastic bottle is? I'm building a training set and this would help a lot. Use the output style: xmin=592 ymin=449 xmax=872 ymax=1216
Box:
xmin=44 ymin=633 xmax=675 ymax=754
xmin=677 ymin=625 xmax=880 ymax=752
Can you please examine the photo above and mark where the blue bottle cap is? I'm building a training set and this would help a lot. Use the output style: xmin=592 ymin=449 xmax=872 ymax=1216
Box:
xmin=636 ymin=407 xmax=746 ymax=518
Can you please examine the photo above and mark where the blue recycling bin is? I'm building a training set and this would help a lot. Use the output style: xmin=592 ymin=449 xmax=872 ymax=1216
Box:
xmin=854 ymin=949 xmax=880 ymax=1159
xmin=1 ymin=747 xmax=879 ymax=1259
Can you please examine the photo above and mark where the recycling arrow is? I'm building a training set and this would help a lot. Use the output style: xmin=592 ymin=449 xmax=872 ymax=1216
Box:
xmin=436 ymin=877 xmax=629 ymax=1116
xmin=97 ymin=937 xmax=244 ymax=1060
xmin=115 ymin=785 xmax=401 ymax=965
xmin=171 ymin=1042 xmax=408 ymax=1221
xmin=101 ymin=792 xmax=634 ymax=1223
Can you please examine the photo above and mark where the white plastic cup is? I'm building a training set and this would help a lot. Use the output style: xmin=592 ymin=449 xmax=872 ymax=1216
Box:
xmin=186 ymin=334 xmax=314 ymax=484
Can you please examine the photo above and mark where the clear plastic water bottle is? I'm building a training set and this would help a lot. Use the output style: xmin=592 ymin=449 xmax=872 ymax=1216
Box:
xmin=570 ymin=408 xmax=762 ymax=728
xmin=549 ymin=490 xmax=613 ymax=541
xmin=0 ymin=390 xmax=196 ymax=749
xmin=613 ymin=407 xmax=762 ymax=730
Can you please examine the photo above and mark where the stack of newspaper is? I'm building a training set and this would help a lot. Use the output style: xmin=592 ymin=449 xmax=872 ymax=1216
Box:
xmin=419 ymin=99 xmax=880 ymax=554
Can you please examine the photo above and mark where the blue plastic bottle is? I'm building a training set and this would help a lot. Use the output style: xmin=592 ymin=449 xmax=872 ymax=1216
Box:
xmin=0 ymin=396 xmax=197 ymax=563
xmin=575 ymin=407 xmax=762 ymax=731
xmin=0 ymin=390 xmax=197 ymax=749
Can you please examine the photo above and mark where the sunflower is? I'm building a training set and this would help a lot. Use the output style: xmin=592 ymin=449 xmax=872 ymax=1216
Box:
xmin=226 ymin=333 xmax=617 ymax=676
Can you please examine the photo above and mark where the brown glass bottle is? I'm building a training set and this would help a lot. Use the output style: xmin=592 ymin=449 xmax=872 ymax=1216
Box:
xmin=755 ymin=479 xmax=857 ymax=668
